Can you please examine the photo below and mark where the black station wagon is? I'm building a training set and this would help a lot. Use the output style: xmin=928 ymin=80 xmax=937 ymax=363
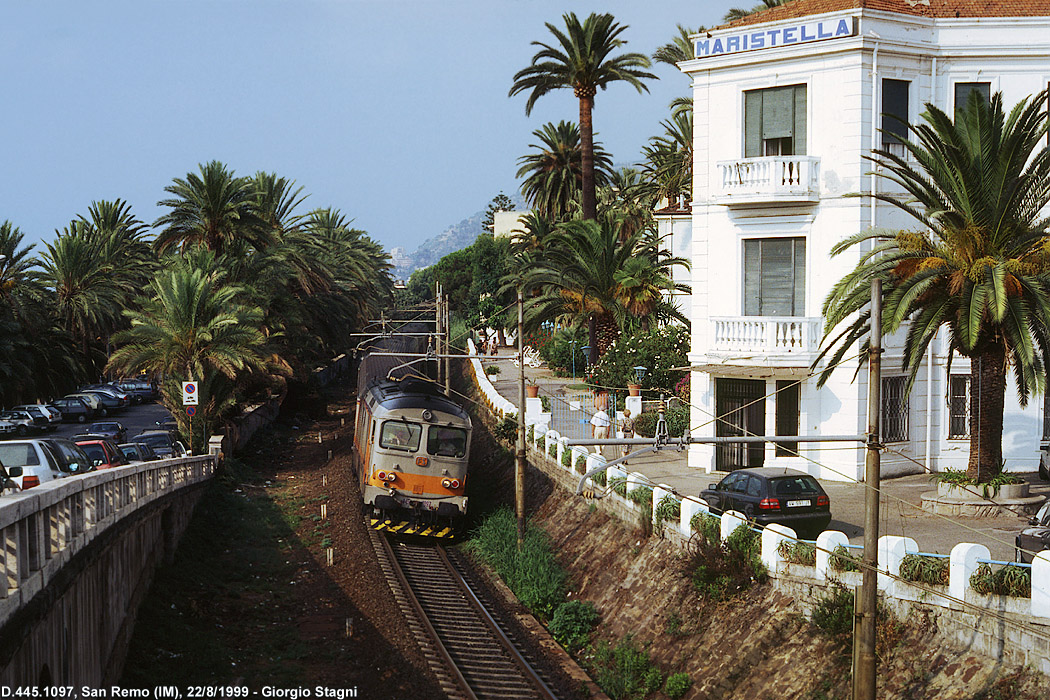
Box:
xmin=700 ymin=467 xmax=832 ymax=538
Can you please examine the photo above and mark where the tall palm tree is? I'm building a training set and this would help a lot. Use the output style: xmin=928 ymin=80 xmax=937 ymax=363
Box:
xmin=597 ymin=167 xmax=659 ymax=241
xmin=510 ymin=12 xmax=655 ymax=220
xmin=818 ymin=89 xmax=1050 ymax=482
xmin=154 ymin=160 xmax=270 ymax=256
xmin=643 ymin=106 xmax=693 ymax=205
xmin=516 ymin=121 xmax=613 ymax=222
xmin=107 ymin=267 xmax=267 ymax=452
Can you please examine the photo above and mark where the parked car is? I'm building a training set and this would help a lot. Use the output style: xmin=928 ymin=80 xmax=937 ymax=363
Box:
xmin=118 ymin=442 xmax=160 ymax=462
xmin=134 ymin=430 xmax=187 ymax=459
xmin=700 ymin=467 xmax=832 ymax=538
xmin=0 ymin=439 xmax=92 ymax=489
xmin=65 ymin=392 xmax=105 ymax=417
xmin=49 ymin=397 xmax=92 ymax=423
xmin=1016 ymin=498 xmax=1050 ymax=564
xmin=1040 ymin=442 xmax=1050 ymax=481
xmin=0 ymin=417 xmax=16 ymax=437
xmin=1 ymin=460 xmax=23 ymax=495
xmin=0 ymin=410 xmax=44 ymax=437
xmin=87 ymin=421 xmax=128 ymax=444
xmin=11 ymin=405 xmax=60 ymax=431
xmin=73 ymin=437 xmax=129 ymax=470
xmin=117 ymin=380 xmax=157 ymax=404
xmin=80 ymin=388 xmax=128 ymax=414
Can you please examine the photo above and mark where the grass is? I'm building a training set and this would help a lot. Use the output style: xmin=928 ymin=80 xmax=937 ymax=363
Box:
xmin=586 ymin=635 xmax=663 ymax=700
xmin=687 ymin=523 xmax=767 ymax=601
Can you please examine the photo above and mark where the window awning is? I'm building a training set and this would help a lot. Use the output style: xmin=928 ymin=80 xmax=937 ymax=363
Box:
xmin=691 ymin=363 xmax=812 ymax=378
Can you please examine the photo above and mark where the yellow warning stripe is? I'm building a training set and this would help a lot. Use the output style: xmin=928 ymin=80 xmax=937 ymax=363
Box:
xmin=370 ymin=518 xmax=454 ymax=538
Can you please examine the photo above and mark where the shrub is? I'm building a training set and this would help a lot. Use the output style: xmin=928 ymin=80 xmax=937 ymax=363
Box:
xmin=930 ymin=464 xmax=1024 ymax=493
xmin=586 ymin=326 xmax=689 ymax=398
xmin=610 ymin=476 xmax=628 ymax=497
xmin=539 ymin=395 xmax=551 ymax=412
xmin=627 ymin=485 xmax=654 ymax=511
xmin=575 ymin=453 xmax=587 ymax=474
xmin=494 ymin=415 xmax=517 ymax=442
xmin=830 ymin=545 xmax=860 ymax=572
xmin=899 ymin=553 xmax=949 ymax=586
xmin=526 ymin=424 xmax=535 ymax=443
xmin=664 ymin=672 xmax=692 ymax=700
xmin=811 ymin=582 xmax=854 ymax=639
xmin=970 ymin=563 xmax=1031 ymax=597
xmin=561 ymin=449 xmax=571 ymax=468
xmin=485 ymin=364 xmax=501 ymax=376
xmin=548 ymin=440 xmax=557 ymax=458
xmin=535 ymin=326 xmax=586 ymax=375
xmin=654 ymin=494 xmax=681 ymax=525
xmin=778 ymin=539 xmax=817 ymax=566
xmin=548 ymin=600 xmax=600 ymax=653
xmin=593 ymin=469 xmax=607 ymax=487
xmin=690 ymin=510 xmax=720 ymax=543
xmin=466 ymin=507 xmax=566 ymax=618
xmin=589 ymin=635 xmax=663 ymax=700
xmin=633 ymin=405 xmax=689 ymax=438
xmin=687 ymin=523 xmax=767 ymax=601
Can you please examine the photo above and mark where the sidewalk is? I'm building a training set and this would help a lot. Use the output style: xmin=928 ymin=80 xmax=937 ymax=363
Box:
xmin=479 ymin=346 xmax=1049 ymax=561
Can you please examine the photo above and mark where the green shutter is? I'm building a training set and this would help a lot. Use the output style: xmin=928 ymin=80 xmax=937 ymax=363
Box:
xmin=745 ymin=90 xmax=762 ymax=157
xmin=762 ymin=86 xmax=794 ymax=140
xmin=793 ymin=85 xmax=807 ymax=155
xmin=743 ymin=239 xmax=761 ymax=314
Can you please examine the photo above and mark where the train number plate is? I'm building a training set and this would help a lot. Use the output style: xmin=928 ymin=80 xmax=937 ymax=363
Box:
xmin=786 ymin=500 xmax=811 ymax=507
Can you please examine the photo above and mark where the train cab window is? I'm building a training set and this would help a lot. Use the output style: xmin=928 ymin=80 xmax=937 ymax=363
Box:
xmin=428 ymin=426 xmax=468 ymax=458
xmin=379 ymin=421 xmax=422 ymax=451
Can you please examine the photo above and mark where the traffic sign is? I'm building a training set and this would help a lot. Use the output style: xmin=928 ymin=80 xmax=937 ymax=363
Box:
xmin=182 ymin=381 xmax=198 ymax=405
xmin=186 ymin=405 xmax=196 ymax=417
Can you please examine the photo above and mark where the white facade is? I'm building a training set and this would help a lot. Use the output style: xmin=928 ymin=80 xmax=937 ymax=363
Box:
xmin=681 ymin=5 xmax=1050 ymax=480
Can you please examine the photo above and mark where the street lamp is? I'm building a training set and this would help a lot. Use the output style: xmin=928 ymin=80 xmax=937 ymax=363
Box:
xmin=633 ymin=365 xmax=648 ymax=384
xmin=580 ymin=346 xmax=591 ymax=369
xmin=570 ymin=340 xmax=578 ymax=379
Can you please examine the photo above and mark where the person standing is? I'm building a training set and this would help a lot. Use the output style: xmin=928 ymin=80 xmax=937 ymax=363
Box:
xmin=590 ymin=393 xmax=611 ymax=455
xmin=620 ymin=408 xmax=634 ymax=463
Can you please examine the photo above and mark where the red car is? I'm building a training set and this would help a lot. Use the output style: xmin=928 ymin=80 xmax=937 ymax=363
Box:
xmin=73 ymin=438 xmax=129 ymax=470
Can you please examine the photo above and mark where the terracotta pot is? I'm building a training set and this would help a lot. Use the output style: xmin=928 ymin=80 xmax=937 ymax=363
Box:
xmin=526 ymin=385 xmax=540 ymax=398
xmin=627 ymin=384 xmax=642 ymax=396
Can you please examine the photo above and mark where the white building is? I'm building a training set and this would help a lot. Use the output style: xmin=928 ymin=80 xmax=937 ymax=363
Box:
xmin=680 ymin=0 xmax=1050 ymax=481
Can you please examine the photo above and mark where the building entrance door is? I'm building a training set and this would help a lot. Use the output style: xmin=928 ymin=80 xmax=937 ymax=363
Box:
xmin=715 ymin=378 xmax=766 ymax=470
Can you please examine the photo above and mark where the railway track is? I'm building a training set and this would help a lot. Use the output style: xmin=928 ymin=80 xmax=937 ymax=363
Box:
xmin=369 ymin=529 xmax=563 ymax=700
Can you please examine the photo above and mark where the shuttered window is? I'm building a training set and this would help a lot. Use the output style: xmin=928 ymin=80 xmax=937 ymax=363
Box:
xmin=948 ymin=375 xmax=970 ymax=439
xmin=954 ymin=82 xmax=990 ymax=113
xmin=744 ymin=85 xmax=807 ymax=157
xmin=743 ymin=238 xmax=806 ymax=316
xmin=882 ymin=79 xmax=909 ymax=149
xmin=882 ymin=376 xmax=909 ymax=443
xmin=775 ymin=380 xmax=801 ymax=457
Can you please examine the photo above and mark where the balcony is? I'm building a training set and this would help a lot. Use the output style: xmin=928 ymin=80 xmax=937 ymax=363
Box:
xmin=709 ymin=316 xmax=823 ymax=367
xmin=714 ymin=156 xmax=820 ymax=205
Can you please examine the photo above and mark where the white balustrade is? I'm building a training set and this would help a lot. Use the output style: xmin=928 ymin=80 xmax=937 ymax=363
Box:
xmin=715 ymin=156 xmax=820 ymax=203
xmin=710 ymin=316 xmax=821 ymax=355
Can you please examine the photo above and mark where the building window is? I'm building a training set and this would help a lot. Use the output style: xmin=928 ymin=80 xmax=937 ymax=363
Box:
xmin=744 ymin=84 xmax=807 ymax=157
xmin=775 ymin=380 xmax=801 ymax=456
xmin=882 ymin=376 xmax=909 ymax=443
xmin=882 ymin=79 xmax=909 ymax=157
xmin=743 ymin=237 xmax=805 ymax=316
xmin=948 ymin=375 xmax=970 ymax=439
xmin=954 ymin=82 xmax=990 ymax=113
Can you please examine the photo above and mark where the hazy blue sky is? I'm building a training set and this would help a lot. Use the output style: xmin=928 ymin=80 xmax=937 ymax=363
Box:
xmin=0 ymin=1 xmax=740 ymax=254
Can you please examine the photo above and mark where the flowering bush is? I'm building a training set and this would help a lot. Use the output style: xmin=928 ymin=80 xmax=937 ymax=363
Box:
xmin=586 ymin=326 xmax=689 ymax=395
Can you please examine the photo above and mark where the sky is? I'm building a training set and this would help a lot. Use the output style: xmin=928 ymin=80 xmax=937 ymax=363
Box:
xmin=0 ymin=0 xmax=742 ymax=255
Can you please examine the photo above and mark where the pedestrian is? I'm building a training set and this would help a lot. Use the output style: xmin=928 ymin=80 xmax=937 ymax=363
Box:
xmin=590 ymin=393 xmax=611 ymax=456
xmin=489 ymin=334 xmax=498 ymax=356
xmin=620 ymin=408 xmax=634 ymax=463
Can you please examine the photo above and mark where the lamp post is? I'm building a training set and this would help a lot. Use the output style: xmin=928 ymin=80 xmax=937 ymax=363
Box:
xmin=633 ymin=365 xmax=647 ymax=384
xmin=570 ymin=340 xmax=578 ymax=379
xmin=580 ymin=346 xmax=591 ymax=369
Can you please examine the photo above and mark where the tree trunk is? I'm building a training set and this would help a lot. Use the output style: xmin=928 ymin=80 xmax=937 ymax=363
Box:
xmin=578 ymin=94 xmax=596 ymax=221
xmin=588 ymin=315 xmax=597 ymax=366
xmin=594 ymin=314 xmax=620 ymax=358
xmin=966 ymin=343 xmax=1006 ymax=483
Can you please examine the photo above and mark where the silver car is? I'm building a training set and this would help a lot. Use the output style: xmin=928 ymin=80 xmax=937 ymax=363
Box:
xmin=0 ymin=410 xmax=41 ymax=437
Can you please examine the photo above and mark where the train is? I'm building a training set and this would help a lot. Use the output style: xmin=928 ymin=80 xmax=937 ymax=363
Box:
xmin=352 ymin=324 xmax=471 ymax=538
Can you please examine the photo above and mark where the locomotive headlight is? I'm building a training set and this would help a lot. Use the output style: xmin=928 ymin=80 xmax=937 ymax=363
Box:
xmin=376 ymin=470 xmax=388 ymax=482
xmin=450 ymin=479 xmax=460 ymax=489
xmin=422 ymin=409 xmax=433 ymax=421
xmin=441 ymin=478 xmax=452 ymax=489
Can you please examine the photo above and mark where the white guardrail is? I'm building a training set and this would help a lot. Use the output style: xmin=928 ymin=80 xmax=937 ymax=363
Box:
xmin=0 ymin=455 xmax=215 ymax=627
xmin=467 ymin=339 xmax=517 ymax=418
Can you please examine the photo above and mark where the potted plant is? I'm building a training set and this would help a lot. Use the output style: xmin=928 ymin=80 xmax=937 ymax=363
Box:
xmin=627 ymin=383 xmax=642 ymax=396
xmin=526 ymin=378 xmax=540 ymax=398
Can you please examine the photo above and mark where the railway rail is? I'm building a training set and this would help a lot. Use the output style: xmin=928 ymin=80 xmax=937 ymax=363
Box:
xmin=369 ymin=529 xmax=563 ymax=700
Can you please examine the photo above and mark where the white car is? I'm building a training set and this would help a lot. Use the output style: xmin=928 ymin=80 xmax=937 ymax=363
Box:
xmin=0 ymin=439 xmax=91 ymax=490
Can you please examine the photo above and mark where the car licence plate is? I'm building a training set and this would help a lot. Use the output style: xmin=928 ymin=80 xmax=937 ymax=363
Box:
xmin=786 ymin=499 xmax=811 ymax=507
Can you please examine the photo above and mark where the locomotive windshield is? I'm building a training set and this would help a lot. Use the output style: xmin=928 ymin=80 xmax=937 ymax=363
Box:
xmin=427 ymin=426 xmax=468 ymax=458
xmin=379 ymin=421 xmax=422 ymax=451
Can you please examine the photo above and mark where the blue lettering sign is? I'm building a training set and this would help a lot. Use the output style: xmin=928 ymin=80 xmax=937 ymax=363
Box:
xmin=818 ymin=21 xmax=833 ymax=39
xmin=801 ymin=24 xmax=815 ymax=41
xmin=693 ymin=16 xmax=854 ymax=59
xmin=712 ymin=38 xmax=725 ymax=54
xmin=727 ymin=35 xmax=741 ymax=52
xmin=783 ymin=27 xmax=797 ymax=43
xmin=767 ymin=28 xmax=781 ymax=46
xmin=695 ymin=39 xmax=709 ymax=56
xmin=836 ymin=19 xmax=851 ymax=36
xmin=751 ymin=31 xmax=765 ymax=49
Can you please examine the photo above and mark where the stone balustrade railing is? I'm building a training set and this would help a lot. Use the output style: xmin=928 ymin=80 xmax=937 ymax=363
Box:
xmin=0 ymin=455 xmax=215 ymax=628
xmin=467 ymin=338 xmax=517 ymax=419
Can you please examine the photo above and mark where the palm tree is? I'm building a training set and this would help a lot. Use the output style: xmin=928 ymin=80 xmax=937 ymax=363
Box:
xmin=510 ymin=12 xmax=655 ymax=220
xmin=643 ymin=106 xmax=693 ymax=205
xmin=597 ymin=167 xmax=659 ymax=241
xmin=818 ymin=89 xmax=1050 ymax=482
xmin=724 ymin=0 xmax=787 ymax=23
xmin=512 ymin=219 xmax=687 ymax=363
xmin=154 ymin=160 xmax=270 ymax=256
xmin=107 ymin=267 xmax=268 ymax=452
xmin=652 ymin=25 xmax=702 ymax=67
xmin=516 ymin=121 xmax=613 ymax=222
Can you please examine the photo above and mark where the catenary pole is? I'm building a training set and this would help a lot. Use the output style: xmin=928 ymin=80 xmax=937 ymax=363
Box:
xmin=435 ymin=283 xmax=444 ymax=390
xmin=854 ymin=278 xmax=882 ymax=700
xmin=516 ymin=288 xmax=526 ymax=548
xmin=443 ymin=294 xmax=451 ymax=397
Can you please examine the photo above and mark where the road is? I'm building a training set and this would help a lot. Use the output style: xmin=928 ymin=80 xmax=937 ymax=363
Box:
xmin=43 ymin=401 xmax=174 ymax=442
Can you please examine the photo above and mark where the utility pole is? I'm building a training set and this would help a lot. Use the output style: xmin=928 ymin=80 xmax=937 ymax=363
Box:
xmin=443 ymin=294 xmax=451 ymax=397
xmin=854 ymin=278 xmax=882 ymax=700
xmin=435 ymin=282 xmax=444 ymax=389
xmin=516 ymin=288 xmax=526 ymax=547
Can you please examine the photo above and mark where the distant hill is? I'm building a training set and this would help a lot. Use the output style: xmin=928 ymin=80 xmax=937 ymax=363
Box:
xmin=389 ymin=194 xmax=524 ymax=280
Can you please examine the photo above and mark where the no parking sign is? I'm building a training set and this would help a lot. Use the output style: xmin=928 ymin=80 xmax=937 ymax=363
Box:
xmin=182 ymin=381 xmax=198 ymax=405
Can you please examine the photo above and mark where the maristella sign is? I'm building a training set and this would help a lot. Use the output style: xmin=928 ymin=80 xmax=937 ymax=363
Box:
xmin=694 ymin=17 xmax=856 ymax=59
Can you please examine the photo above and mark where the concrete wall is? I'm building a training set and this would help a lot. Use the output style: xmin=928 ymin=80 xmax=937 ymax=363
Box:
xmin=0 ymin=457 xmax=214 ymax=685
